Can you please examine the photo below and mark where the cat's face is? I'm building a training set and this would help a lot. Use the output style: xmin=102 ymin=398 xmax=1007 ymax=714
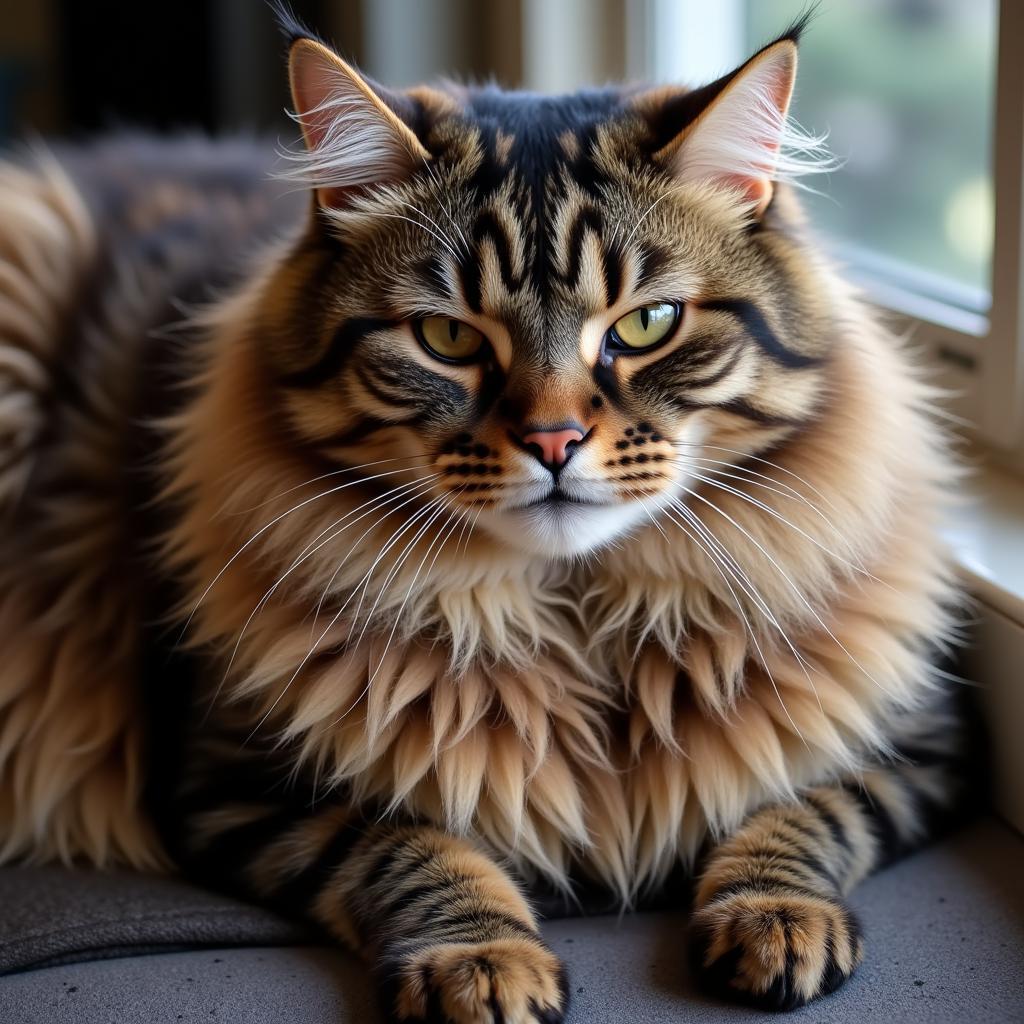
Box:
xmin=261 ymin=34 xmax=833 ymax=558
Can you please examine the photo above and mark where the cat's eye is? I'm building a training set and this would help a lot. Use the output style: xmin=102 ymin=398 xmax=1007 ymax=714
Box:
xmin=606 ymin=302 xmax=680 ymax=353
xmin=415 ymin=316 xmax=486 ymax=363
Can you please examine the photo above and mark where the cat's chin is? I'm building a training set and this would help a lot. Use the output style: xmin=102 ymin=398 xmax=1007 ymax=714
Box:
xmin=476 ymin=498 xmax=659 ymax=559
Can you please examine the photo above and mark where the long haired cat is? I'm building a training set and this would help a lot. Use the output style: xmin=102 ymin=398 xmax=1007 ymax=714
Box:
xmin=0 ymin=11 xmax=967 ymax=1018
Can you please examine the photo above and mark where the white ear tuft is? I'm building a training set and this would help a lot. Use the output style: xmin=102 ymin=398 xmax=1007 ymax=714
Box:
xmin=658 ymin=40 xmax=833 ymax=216
xmin=281 ymin=38 xmax=430 ymax=207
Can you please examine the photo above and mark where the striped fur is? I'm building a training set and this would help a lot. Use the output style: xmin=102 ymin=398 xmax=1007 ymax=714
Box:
xmin=0 ymin=14 xmax=969 ymax=1017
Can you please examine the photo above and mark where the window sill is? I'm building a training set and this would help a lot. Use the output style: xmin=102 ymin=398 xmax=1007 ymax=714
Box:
xmin=947 ymin=462 xmax=1024 ymax=626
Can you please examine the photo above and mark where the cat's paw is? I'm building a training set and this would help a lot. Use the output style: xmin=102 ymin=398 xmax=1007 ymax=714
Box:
xmin=382 ymin=936 xmax=568 ymax=1023
xmin=691 ymin=887 xmax=863 ymax=1010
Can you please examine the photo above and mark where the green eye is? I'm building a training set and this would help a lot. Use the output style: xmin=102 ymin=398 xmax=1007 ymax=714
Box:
xmin=608 ymin=302 xmax=680 ymax=352
xmin=416 ymin=316 xmax=486 ymax=363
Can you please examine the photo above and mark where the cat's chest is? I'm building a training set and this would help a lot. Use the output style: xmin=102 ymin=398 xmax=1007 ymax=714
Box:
xmin=327 ymin=635 xmax=825 ymax=898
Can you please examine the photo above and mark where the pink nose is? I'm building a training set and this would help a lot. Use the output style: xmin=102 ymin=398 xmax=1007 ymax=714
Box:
xmin=521 ymin=427 xmax=585 ymax=468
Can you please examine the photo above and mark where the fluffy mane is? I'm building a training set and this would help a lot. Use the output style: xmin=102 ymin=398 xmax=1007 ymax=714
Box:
xmin=159 ymin=251 xmax=958 ymax=900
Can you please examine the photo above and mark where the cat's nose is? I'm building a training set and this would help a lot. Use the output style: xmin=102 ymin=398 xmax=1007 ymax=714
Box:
xmin=517 ymin=424 xmax=586 ymax=471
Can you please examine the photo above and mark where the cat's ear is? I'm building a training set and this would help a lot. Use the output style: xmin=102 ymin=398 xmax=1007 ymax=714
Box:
xmin=286 ymin=37 xmax=430 ymax=209
xmin=652 ymin=36 xmax=823 ymax=217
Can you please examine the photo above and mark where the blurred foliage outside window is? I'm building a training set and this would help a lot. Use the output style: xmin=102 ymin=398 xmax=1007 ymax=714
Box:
xmin=747 ymin=0 xmax=996 ymax=301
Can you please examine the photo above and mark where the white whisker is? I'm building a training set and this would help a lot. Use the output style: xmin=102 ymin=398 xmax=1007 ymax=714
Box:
xmin=421 ymin=159 xmax=470 ymax=254
xmin=213 ymin=474 xmax=441 ymax=710
xmin=682 ymin=465 xmax=885 ymax=587
xmin=658 ymin=499 xmax=808 ymax=746
xmin=674 ymin=441 xmax=843 ymax=515
xmin=180 ymin=465 xmax=430 ymax=642
xmin=678 ymin=485 xmax=899 ymax=700
xmin=364 ymin=498 xmax=467 ymax=698
xmin=229 ymin=454 xmax=432 ymax=515
xmin=667 ymin=496 xmax=824 ymax=718
xmin=371 ymin=210 xmax=461 ymax=263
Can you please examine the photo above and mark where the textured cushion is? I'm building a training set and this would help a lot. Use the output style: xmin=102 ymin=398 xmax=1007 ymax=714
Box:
xmin=1 ymin=819 xmax=1022 ymax=1023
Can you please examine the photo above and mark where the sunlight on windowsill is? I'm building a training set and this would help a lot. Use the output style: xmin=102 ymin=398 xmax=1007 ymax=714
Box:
xmin=947 ymin=463 xmax=1024 ymax=626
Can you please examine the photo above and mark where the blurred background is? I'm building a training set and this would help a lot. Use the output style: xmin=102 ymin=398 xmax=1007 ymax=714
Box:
xmin=0 ymin=0 xmax=996 ymax=305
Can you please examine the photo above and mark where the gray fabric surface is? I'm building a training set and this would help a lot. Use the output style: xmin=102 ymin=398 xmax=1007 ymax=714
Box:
xmin=0 ymin=819 xmax=1022 ymax=1023
xmin=0 ymin=864 xmax=307 ymax=974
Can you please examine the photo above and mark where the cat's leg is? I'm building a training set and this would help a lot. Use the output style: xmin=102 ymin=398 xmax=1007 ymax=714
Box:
xmin=176 ymin=785 xmax=568 ymax=1024
xmin=690 ymin=740 xmax=965 ymax=1010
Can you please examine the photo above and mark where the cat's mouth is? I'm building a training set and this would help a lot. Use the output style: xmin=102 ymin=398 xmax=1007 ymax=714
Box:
xmin=520 ymin=490 xmax=607 ymax=510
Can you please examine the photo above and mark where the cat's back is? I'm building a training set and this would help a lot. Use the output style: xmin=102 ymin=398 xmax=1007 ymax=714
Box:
xmin=0 ymin=134 xmax=302 ymax=510
xmin=51 ymin=134 xmax=303 ymax=355
xmin=0 ymin=134 xmax=303 ymax=865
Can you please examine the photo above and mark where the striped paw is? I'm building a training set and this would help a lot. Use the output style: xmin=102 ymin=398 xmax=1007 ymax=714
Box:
xmin=692 ymin=887 xmax=863 ymax=1010
xmin=382 ymin=936 xmax=569 ymax=1023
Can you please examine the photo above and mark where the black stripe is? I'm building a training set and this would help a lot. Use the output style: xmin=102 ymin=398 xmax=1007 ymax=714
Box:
xmin=841 ymin=781 xmax=906 ymax=864
xmin=361 ymin=834 xmax=420 ymax=893
xmin=463 ymin=211 xmax=525 ymax=312
xmin=428 ymin=910 xmax=537 ymax=942
xmin=280 ymin=317 xmax=396 ymax=389
xmin=357 ymin=364 xmax=417 ymax=410
xmin=704 ymin=878 xmax=829 ymax=905
xmin=702 ymin=298 xmax=823 ymax=369
xmin=557 ymin=207 xmax=603 ymax=292
xmin=669 ymin=394 xmax=808 ymax=427
xmin=192 ymin=806 xmax=308 ymax=894
xmin=680 ymin=343 xmax=745 ymax=390
xmin=271 ymin=815 xmax=369 ymax=911
xmin=377 ymin=871 xmax=477 ymax=922
xmin=415 ymin=254 xmax=457 ymax=300
xmin=801 ymin=794 xmax=853 ymax=865
xmin=601 ymin=241 xmax=623 ymax=307
xmin=740 ymin=844 xmax=836 ymax=888
xmin=718 ymin=398 xmax=808 ymax=427
xmin=592 ymin=351 xmax=621 ymax=406
xmin=636 ymin=244 xmax=670 ymax=288
xmin=312 ymin=411 xmax=425 ymax=452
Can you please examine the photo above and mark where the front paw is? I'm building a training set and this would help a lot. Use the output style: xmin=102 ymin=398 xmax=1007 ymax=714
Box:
xmin=692 ymin=887 xmax=863 ymax=1010
xmin=381 ymin=936 xmax=568 ymax=1024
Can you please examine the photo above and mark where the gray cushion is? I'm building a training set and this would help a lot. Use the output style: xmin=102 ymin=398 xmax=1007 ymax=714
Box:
xmin=1 ymin=819 xmax=1022 ymax=1023
xmin=0 ymin=863 xmax=307 ymax=974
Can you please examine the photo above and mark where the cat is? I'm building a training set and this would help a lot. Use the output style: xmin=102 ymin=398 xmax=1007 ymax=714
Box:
xmin=0 ymin=10 xmax=968 ymax=1020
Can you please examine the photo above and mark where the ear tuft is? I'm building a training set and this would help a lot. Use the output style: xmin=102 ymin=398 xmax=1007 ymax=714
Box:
xmin=270 ymin=1 xmax=325 ymax=50
xmin=656 ymin=37 xmax=832 ymax=217
xmin=280 ymin=37 xmax=430 ymax=209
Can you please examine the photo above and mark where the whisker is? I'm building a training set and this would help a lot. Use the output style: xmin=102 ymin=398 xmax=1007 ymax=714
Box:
xmin=667 ymin=497 xmax=817 ymax=678
xmin=393 ymin=198 xmax=462 ymax=260
xmin=673 ymin=441 xmax=843 ymax=516
xmin=212 ymin=474 xmax=441 ymax=710
xmin=308 ymin=476 xmax=441 ymax=636
xmin=421 ymin=159 xmax=471 ymax=255
xmin=363 ymin=498 xmax=467 ymax=702
xmin=680 ymin=455 xmax=829 ymax=517
xmin=180 ymin=465 xmax=431 ymax=642
xmin=372 ymin=210 xmax=461 ymax=263
xmin=682 ymin=466 xmax=886 ymax=587
xmin=620 ymin=183 xmax=688 ymax=256
xmin=667 ymin=495 xmax=824 ymax=719
xmin=678 ymin=485 xmax=899 ymax=700
xmin=245 ymin=490 xmax=451 ymax=743
xmin=229 ymin=454 xmax=432 ymax=515
xmin=657 ymin=499 xmax=808 ymax=747
xmin=349 ymin=490 xmax=455 ymax=651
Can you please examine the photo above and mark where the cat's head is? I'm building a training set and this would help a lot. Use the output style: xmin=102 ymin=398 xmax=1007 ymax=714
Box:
xmin=258 ymin=17 xmax=834 ymax=559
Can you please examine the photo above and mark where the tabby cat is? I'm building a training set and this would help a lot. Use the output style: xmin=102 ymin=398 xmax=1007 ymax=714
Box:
xmin=0 ymin=12 xmax=967 ymax=1020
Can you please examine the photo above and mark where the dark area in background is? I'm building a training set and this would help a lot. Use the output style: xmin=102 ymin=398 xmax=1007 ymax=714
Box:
xmin=1 ymin=0 xmax=363 ymax=144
